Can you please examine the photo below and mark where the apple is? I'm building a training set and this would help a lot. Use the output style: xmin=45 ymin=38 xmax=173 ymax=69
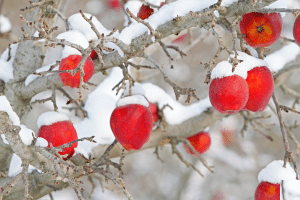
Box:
xmin=59 ymin=55 xmax=94 ymax=88
xmin=293 ymin=14 xmax=300 ymax=46
xmin=184 ymin=132 xmax=211 ymax=155
xmin=149 ymin=102 xmax=159 ymax=123
xmin=90 ymin=50 xmax=97 ymax=60
xmin=172 ymin=33 xmax=188 ymax=44
xmin=240 ymin=12 xmax=282 ymax=48
xmin=37 ymin=120 xmax=78 ymax=160
xmin=137 ymin=4 xmax=154 ymax=20
xmin=209 ymin=75 xmax=249 ymax=114
xmin=254 ymin=181 xmax=280 ymax=200
xmin=243 ymin=66 xmax=274 ymax=112
xmin=107 ymin=0 xmax=122 ymax=10
xmin=110 ymin=95 xmax=153 ymax=150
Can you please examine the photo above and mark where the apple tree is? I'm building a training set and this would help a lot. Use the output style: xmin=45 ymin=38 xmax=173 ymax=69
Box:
xmin=0 ymin=0 xmax=300 ymax=199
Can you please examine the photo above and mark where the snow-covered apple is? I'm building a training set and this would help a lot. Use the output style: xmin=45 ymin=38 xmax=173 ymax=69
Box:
xmin=37 ymin=112 xmax=78 ymax=160
xmin=255 ymin=160 xmax=297 ymax=200
xmin=240 ymin=12 xmax=282 ymax=48
xmin=59 ymin=55 xmax=94 ymax=88
xmin=110 ymin=95 xmax=153 ymax=150
xmin=209 ymin=61 xmax=249 ymax=114
xmin=184 ymin=132 xmax=211 ymax=155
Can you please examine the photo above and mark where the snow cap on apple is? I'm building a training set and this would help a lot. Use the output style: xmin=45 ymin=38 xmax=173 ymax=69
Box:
xmin=254 ymin=160 xmax=296 ymax=200
xmin=258 ymin=160 xmax=296 ymax=184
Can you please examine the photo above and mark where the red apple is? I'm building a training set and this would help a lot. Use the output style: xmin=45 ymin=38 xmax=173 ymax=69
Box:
xmin=254 ymin=181 xmax=280 ymax=200
xmin=243 ymin=66 xmax=274 ymax=112
xmin=90 ymin=50 xmax=98 ymax=60
xmin=184 ymin=132 xmax=211 ymax=155
xmin=107 ymin=0 xmax=122 ymax=10
xmin=137 ymin=4 xmax=154 ymax=20
xmin=209 ymin=75 xmax=249 ymax=114
xmin=221 ymin=128 xmax=235 ymax=147
xmin=110 ymin=104 xmax=153 ymax=150
xmin=37 ymin=121 xmax=78 ymax=160
xmin=59 ymin=55 xmax=94 ymax=88
xmin=293 ymin=14 xmax=300 ymax=46
xmin=149 ymin=102 xmax=159 ymax=123
xmin=240 ymin=12 xmax=282 ymax=48
xmin=172 ymin=33 xmax=188 ymax=44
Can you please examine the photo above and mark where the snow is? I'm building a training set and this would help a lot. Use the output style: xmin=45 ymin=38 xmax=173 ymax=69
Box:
xmin=68 ymin=12 xmax=123 ymax=57
xmin=38 ymin=187 xmax=78 ymax=200
xmin=74 ymin=147 xmax=89 ymax=159
xmin=0 ymin=43 xmax=18 ymax=83
xmin=37 ymin=111 xmax=69 ymax=128
xmin=211 ymin=51 xmax=268 ymax=79
xmin=265 ymin=43 xmax=300 ymax=72
xmin=122 ymin=82 xmax=146 ymax=96
xmin=35 ymin=137 xmax=48 ymax=147
xmin=25 ymin=62 xmax=58 ymax=86
xmin=8 ymin=153 xmax=40 ymax=177
xmin=0 ymin=15 xmax=11 ymax=33
xmin=74 ymin=67 xmax=123 ymax=154
xmin=258 ymin=160 xmax=296 ymax=184
xmin=119 ymin=0 xmax=219 ymax=45
xmin=19 ymin=125 xmax=34 ymax=146
xmin=56 ymin=30 xmax=89 ymax=59
xmin=142 ymin=83 xmax=212 ymax=125
xmin=124 ymin=1 xmax=143 ymax=26
xmin=0 ymin=59 xmax=13 ymax=82
xmin=117 ymin=94 xmax=149 ymax=107
xmin=68 ymin=13 xmax=111 ymax=41
xmin=283 ymin=180 xmax=300 ymax=197
xmin=0 ymin=96 xmax=20 ymax=125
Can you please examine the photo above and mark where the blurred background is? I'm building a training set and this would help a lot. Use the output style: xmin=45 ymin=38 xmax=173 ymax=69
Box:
xmin=1 ymin=0 xmax=300 ymax=199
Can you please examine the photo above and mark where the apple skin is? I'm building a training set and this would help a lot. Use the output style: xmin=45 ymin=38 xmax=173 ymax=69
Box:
xmin=107 ymin=0 xmax=122 ymax=10
xmin=90 ymin=50 xmax=97 ymax=60
xmin=221 ymin=128 xmax=235 ymax=147
xmin=37 ymin=121 xmax=78 ymax=160
xmin=110 ymin=104 xmax=153 ymax=151
xmin=137 ymin=4 xmax=154 ymax=20
xmin=149 ymin=102 xmax=159 ymax=123
xmin=293 ymin=14 xmax=300 ymax=46
xmin=254 ymin=181 xmax=280 ymax=200
xmin=172 ymin=34 xmax=188 ymax=44
xmin=59 ymin=55 xmax=94 ymax=88
xmin=209 ymin=75 xmax=249 ymax=114
xmin=240 ymin=12 xmax=282 ymax=48
xmin=184 ymin=132 xmax=211 ymax=155
xmin=243 ymin=66 xmax=274 ymax=112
